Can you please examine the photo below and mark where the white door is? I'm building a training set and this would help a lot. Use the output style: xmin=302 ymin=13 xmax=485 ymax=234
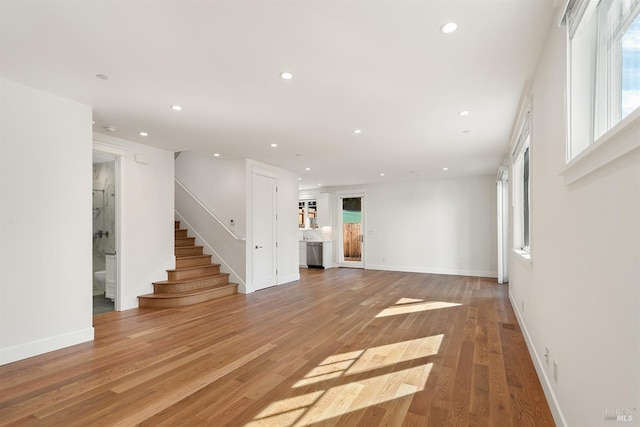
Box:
xmin=252 ymin=173 xmax=278 ymax=291
xmin=338 ymin=195 xmax=364 ymax=269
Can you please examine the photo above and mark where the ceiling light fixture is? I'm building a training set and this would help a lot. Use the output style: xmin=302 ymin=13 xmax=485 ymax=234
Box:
xmin=270 ymin=143 xmax=278 ymax=147
xmin=96 ymin=74 xmax=108 ymax=80
xmin=459 ymin=110 xmax=469 ymax=116
xmin=305 ymin=167 xmax=311 ymax=171
xmin=380 ymin=173 xmax=385 ymax=176
xmin=171 ymin=105 xmax=183 ymax=111
xmin=139 ymin=131 xmax=148 ymax=136
xmin=354 ymin=129 xmax=362 ymax=134
xmin=440 ymin=22 xmax=458 ymax=34
xmin=213 ymin=153 xmax=220 ymax=157
xmin=104 ymin=126 xmax=116 ymax=132
xmin=443 ymin=167 xmax=449 ymax=171
xmin=280 ymin=72 xmax=293 ymax=80
xmin=462 ymin=129 xmax=470 ymax=134
xmin=298 ymin=177 xmax=302 ymax=181
xmin=317 ymin=183 xmax=322 ymax=186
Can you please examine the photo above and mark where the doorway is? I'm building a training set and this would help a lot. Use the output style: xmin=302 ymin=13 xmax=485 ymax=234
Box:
xmin=92 ymin=152 xmax=117 ymax=314
xmin=252 ymin=173 xmax=278 ymax=291
xmin=338 ymin=195 xmax=364 ymax=268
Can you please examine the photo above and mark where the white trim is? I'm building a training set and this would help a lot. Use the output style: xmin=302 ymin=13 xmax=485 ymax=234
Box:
xmin=0 ymin=327 xmax=94 ymax=366
xmin=365 ymin=264 xmax=498 ymax=279
xmin=512 ymin=249 xmax=532 ymax=266
xmin=509 ymin=292 xmax=568 ymax=427
xmin=561 ymin=108 xmax=640 ymax=184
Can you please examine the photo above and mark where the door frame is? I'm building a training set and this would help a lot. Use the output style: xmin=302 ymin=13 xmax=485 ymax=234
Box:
xmin=337 ymin=191 xmax=365 ymax=269
xmin=93 ymin=141 xmax=125 ymax=311
xmin=250 ymin=170 xmax=279 ymax=292
xmin=497 ymin=167 xmax=509 ymax=284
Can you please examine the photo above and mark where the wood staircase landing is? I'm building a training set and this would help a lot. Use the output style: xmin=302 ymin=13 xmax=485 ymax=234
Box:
xmin=138 ymin=221 xmax=238 ymax=308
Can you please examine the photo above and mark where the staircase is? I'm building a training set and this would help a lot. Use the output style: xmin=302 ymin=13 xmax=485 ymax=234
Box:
xmin=137 ymin=221 xmax=238 ymax=308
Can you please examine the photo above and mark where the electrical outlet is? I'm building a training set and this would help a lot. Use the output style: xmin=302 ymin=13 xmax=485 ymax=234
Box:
xmin=553 ymin=361 xmax=558 ymax=383
xmin=545 ymin=347 xmax=550 ymax=365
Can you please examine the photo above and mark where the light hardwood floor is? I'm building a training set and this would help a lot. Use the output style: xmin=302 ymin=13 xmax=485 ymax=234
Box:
xmin=0 ymin=268 xmax=555 ymax=426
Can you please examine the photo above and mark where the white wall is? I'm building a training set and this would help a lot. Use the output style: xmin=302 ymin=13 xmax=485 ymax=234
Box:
xmin=175 ymin=151 xmax=246 ymax=237
xmin=0 ymin=79 xmax=94 ymax=365
xmin=323 ymin=176 xmax=498 ymax=277
xmin=93 ymin=133 xmax=175 ymax=311
xmin=509 ymin=26 xmax=640 ymax=426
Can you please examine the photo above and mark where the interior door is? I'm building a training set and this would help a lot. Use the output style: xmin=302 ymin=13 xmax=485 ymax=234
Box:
xmin=252 ymin=173 xmax=278 ymax=291
xmin=339 ymin=195 xmax=364 ymax=268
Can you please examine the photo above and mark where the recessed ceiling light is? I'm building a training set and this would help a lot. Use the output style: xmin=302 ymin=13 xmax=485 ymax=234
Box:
xmin=104 ymin=126 xmax=116 ymax=132
xmin=280 ymin=72 xmax=293 ymax=80
xmin=380 ymin=173 xmax=385 ymax=176
xmin=443 ymin=167 xmax=449 ymax=171
xmin=270 ymin=143 xmax=278 ymax=148
xmin=317 ymin=183 xmax=322 ymax=186
xmin=139 ymin=131 xmax=148 ymax=136
xmin=298 ymin=177 xmax=302 ymax=181
xmin=171 ymin=105 xmax=183 ymax=111
xmin=353 ymin=129 xmax=362 ymax=134
xmin=440 ymin=22 xmax=458 ymax=34
xmin=305 ymin=167 xmax=311 ymax=171
xmin=213 ymin=153 xmax=220 ymax=157
xmin=96 ymin=74 xmax=108 ymax=80
xmin=462 ymin=129 xmax=470 ymax=134
xmin=92 ymin=120 xmax=95 ymax=125
xmin=459 ymin=110 xmax=469 ymax=116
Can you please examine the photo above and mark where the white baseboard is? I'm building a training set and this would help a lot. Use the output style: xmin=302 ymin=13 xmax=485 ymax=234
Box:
xmin=365 ymin=264 xmax=498 ymax=278
xmin=509 ymin=292 xmax=567 ymax=427
xmin=0 ymin=327 xmax=94 ymax=366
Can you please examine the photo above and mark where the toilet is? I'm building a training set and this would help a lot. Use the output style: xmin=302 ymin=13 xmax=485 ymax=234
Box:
xmin=94 ymin=270 xmax=106 ymax=286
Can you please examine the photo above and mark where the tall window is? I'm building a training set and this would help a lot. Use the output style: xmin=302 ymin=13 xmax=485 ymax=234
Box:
xmin=566 ymin=0 xmax=640 ymax=160
xmin=512 ymin=110 xmax=531 ymax=255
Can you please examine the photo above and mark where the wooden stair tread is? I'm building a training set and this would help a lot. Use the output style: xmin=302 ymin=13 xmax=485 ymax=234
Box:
xmin=153 ymin=272 xmax=229 ymax=286
xmin=139 ymin=283 xmax=237 ymax=299
xmin=175 ymin=254 xmax=211 ymax=260
xmin=166 ymin=263 xmax=220 ymax=273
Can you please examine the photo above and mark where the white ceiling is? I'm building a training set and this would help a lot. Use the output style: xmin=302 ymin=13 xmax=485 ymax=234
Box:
xmin=0 ymin=0 xmax=555 ymax=190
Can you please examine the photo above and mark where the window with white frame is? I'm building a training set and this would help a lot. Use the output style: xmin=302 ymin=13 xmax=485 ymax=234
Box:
xmin=512 ymin=112 xmax=531 ymax=254
xmin=566 ymin=0 xmax=640 ymax=161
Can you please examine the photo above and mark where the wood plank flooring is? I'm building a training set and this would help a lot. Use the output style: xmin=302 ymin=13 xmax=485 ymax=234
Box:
xmin=0 ymin=268 xmax=555 ymax=426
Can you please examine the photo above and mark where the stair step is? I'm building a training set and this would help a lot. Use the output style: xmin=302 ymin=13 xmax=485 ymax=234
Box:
xmin=175 ymin=254 xmax=213 ymax=269
xmin=153 ymin=273 xmax=230 ymax=293
xmin=174 ymin=237 xmax=196 ymax=247
xmin=174 ymin=229 xmax=188 ymax=238
xmin=167 ymin=264 xmax=220 ymax=280
xmin=174 ymin=221 xmax=180 ymax=229
xmin=174 ymin=245 xmax=204 ymax=257
xmin=138 ymin=283 xmax=238 ymax=308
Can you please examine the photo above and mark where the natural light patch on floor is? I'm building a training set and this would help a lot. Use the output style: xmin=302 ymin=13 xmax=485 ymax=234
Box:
xmin=292 ymin=335 xmax=442 ymax=388
xmin=248 ymin=335 xmax=442 ymax=426
xmin=375 ymin=299 xmax=462 ymax=317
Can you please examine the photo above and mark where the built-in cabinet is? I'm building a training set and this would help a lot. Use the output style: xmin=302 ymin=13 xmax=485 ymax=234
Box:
xmin=298 ymin=241 xmax=333 ymax=269
xmin=105 ymin=254 xmax=116 ymax=300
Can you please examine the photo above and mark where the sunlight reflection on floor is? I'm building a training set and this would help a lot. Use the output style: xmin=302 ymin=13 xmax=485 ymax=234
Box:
xmin=248 ymin=334 xmax=443 ymax=426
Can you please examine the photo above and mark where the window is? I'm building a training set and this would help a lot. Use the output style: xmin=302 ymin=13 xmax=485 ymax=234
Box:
xmin=511 ymin=109 xmax=531 ymax=256
xmin=298 ymin=200 xmax=317 ymax=229
xmin=566 ymin=0 xmax=640 ymax=160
